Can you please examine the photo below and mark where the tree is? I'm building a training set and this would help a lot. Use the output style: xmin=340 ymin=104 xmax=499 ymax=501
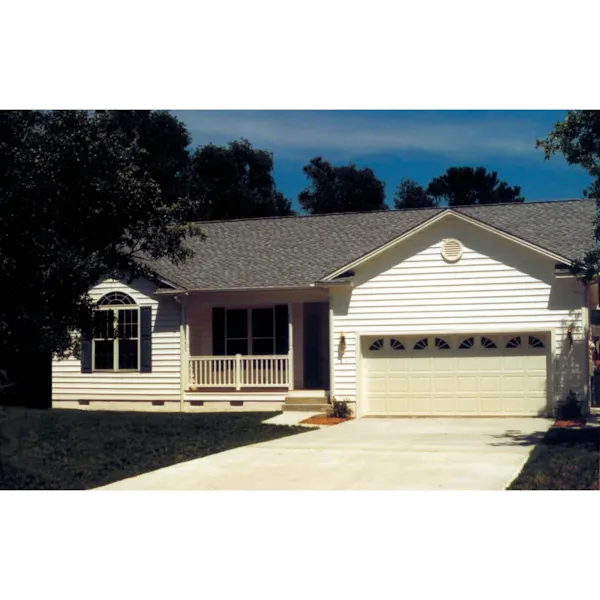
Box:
xmin=537 ymin=111 xmax=600 ymax=280
xmin=298 ymin=157 xmax=387 ymax=214
xmin=393 ymin=178 xmax=438 ymax=210
xmin=427 ymin=166 xmax=525 ymax=206
xmin=537 ymin=110 xmax=600 ymax=200
xmin=0 ymin=110 xmax=199 ymax=403
xmin=187 ymin=138 xmax=294 ymax=221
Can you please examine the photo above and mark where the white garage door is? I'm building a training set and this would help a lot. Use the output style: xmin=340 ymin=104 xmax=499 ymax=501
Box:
xmin=362 ymin=333 xmax=549 ymax=416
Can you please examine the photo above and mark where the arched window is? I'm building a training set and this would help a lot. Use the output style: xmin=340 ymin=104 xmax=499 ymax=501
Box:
xmin=390 ymin=338 xmax=405 ymax=350
xmin=93 ymin=292 xmax=140 ymax=370
xmin=97 ymin=292 xmax=136 ymax=306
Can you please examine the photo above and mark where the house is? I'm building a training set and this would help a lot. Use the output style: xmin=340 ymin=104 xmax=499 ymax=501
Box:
xmin=52 ymin=198 xmax=597 ymax=417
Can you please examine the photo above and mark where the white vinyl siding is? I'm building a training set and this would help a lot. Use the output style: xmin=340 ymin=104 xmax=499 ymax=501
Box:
xmin=331 ymin=216 xmax=587 ymax=415
xmin=52 ymin=278 xmax=181 ymax=403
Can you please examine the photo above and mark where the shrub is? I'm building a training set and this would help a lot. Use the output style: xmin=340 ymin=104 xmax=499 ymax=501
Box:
xmin=328 ymin=399 xmax=353 ymax=419
xmin=556 ymin=389 xmax=583 ymax=420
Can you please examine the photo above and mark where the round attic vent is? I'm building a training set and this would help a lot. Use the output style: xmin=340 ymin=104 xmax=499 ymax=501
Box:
xmin=441 ymin=238 xmax=463 ymax=263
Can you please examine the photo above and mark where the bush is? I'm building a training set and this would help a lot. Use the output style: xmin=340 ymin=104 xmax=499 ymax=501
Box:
xmin=328 ymin=399 xmax=353 ymax=419
xmin=556 ymin=389 xmax=583 ymax=420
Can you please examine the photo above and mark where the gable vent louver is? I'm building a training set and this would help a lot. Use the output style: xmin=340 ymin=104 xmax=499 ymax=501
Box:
xmin=441 ymin=239 xmax=463 ymax=263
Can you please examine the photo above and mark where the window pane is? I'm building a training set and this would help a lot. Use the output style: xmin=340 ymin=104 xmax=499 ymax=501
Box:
xmin=118 ymin=309 xmax=138 ymax=339
xmin=252 ymin=308 xmax=274 ymax=338
xmin=118 ymin=339 xmax=139 ymax=370
xmin=93 ymin=310 xmax=114 ymax=339
xmin=227 ymin=339 xmax=248 ymax=356
xmin=253 ymin=338 xmax=275 ymax=355
xmin=226 ymin=309 xmax=248 ymax=338
xmin=94 ymin=340 xmax=114 ymax=370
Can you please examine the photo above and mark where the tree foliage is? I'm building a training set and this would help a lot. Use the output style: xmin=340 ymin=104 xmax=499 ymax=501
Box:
xmin=537 ymin=110 xmax=600 ymax=200
xmin=427 ymin=166 xmax=525 ymax=206
xmin=537 ymin=110 xmax=600 ymax=281
xmin=187 ymin=139 xmax=294 ymax=221
xmin=298 ymin=157 xmax=387 ymax=214
xmin=393 ymin=178 xmax=438 ymax=210
xmin=0 ymin=110 xmax=199 ymax=365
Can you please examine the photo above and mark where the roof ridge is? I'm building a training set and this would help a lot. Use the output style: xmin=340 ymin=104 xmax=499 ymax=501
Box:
xmin=188 ymin=198 xmax=592 ymax=226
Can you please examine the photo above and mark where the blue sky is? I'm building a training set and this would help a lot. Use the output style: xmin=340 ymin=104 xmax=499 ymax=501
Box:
xmin=171 ymin=110 xmax=592 ymax=209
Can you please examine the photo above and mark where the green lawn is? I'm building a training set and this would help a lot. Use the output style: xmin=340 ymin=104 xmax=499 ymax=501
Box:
xmin=0 ymin=407 xmax=307 ymax=490
xmin=509 ymin=425 xmax=600 ymax=490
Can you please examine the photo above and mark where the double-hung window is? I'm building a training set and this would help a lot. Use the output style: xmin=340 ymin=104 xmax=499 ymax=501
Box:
xmin=213 ymin=306 xmax=288 ymax=356
xmin=93 ymin=292 xmax=140 ymax=371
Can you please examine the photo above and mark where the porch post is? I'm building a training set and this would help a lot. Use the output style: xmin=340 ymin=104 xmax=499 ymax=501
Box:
xmin=235 ymin=354 xmax=242 ymax=391
xmin=328 ymin=301 xmax=334 ymax=401
xmin=183 ymin=302 xmax=190 ymax=391
xmin=288 ymin=303 xmax=294 ymax=390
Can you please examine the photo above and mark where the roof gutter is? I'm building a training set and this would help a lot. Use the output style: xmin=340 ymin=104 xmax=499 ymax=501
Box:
xmin=154 ymin=284 xmax=336 ymax=296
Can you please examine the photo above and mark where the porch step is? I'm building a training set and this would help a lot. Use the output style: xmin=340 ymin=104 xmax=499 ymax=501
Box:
xmin=286 ymin=389 xmax=328 ymax=400
xmin=284 ymin=396 xmax=329 ymax=405
xmin=283 ymin=403 xmax=330 ymax=413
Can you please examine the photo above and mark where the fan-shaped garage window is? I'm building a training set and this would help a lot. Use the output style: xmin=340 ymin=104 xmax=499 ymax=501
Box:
xmin=414 ymin=338 xmax=428 ymax=350
xmin=97 ymin=292 xmax=135 ymax=306
xmin=506 ymin=336 xmax=522 ymax=348
xmin=459 ymin=337 xmax=474 ymax=349
xmin=390 ymin=338 xmax=405 ymax=350
xmin=481 ymin=336 xmax=497 ymax=349
xmin=528 ymin=336 xmax=545 ymax=348
xmin=435 ymin=337 xmax=450 ymax=350
xmin=369 ymin=339 xmax=384 ymax=351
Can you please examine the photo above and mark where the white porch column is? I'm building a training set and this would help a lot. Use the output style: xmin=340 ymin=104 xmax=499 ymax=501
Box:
xmin=184 ymin=304 xmax=190 ymax=388
xmin=288 ymin=302 xmax=294 ymax=390
xmin=329 ymin=301 xmax=334 ymax=401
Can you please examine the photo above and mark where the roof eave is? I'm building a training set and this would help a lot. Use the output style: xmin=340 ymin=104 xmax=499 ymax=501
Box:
xmin=322 ymin=209 xmax=575 ymax=281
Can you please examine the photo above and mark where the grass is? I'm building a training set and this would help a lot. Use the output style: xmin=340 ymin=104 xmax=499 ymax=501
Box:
xmin=0 ymin=407 xmax=307 ymax=490
xmin=509 ymin=425 xmax=600 ymax=490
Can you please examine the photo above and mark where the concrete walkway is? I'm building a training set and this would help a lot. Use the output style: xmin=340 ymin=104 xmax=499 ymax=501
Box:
xmin=97 ymin=417 xmax=553 ymax=491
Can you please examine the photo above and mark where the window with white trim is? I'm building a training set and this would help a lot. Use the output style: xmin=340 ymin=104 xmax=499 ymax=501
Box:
xmin=93 ymin=292 xmax=140 ymax=370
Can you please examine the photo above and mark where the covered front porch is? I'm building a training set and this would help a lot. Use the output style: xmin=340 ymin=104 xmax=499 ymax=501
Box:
xmin=179 ymin=289 xmax=331 ymax=405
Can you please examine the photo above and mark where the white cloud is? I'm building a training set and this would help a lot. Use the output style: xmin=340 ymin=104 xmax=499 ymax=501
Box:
xmin=171 ymin=110 xmax=548 ymax=162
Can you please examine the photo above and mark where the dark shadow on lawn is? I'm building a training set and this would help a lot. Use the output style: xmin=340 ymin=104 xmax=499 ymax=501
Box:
xmin=507 ymin=426 xmax=600 ymax=490
xmin=0 ymin=407 xmax=308 ymax=490
xmin=489 ymin=424 xmax=600 ymax=448
xmin=487 ymin=428 xmax=550 ymax=447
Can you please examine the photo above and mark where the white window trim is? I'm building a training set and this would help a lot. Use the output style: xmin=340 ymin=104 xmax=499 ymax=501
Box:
xmin=92 ymin=305 xmax=141 ymax=372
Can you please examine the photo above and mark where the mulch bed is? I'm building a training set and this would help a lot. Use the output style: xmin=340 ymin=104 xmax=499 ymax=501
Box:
xmin=300 ymin=415 xmax=353 ymax=426
xmin=554 ymin=419 xmax=588 ymax=428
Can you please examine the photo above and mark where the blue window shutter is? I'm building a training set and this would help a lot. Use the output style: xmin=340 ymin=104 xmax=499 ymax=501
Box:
xmin=275 ymin=305 xmax=289 ymax=355
xmin=140 ymin=306 xmax=152 ymax=373
xmin=212 ymin=308 xmax=226 ymax=356
xmin=81 ymin=328 xmax=92 ymax=373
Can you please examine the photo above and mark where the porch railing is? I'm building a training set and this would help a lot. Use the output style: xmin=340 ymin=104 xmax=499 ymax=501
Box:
xmin=188 ymin=354 xmax=291 ymax=390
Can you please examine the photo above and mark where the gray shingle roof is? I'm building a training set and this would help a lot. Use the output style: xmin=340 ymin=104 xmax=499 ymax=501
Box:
xmin=148 ymin=199 xmax=597 ymax=291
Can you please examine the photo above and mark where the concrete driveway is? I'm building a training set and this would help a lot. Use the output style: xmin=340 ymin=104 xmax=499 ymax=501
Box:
xmin=97 ymin=417 xmax=553 ymax=491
